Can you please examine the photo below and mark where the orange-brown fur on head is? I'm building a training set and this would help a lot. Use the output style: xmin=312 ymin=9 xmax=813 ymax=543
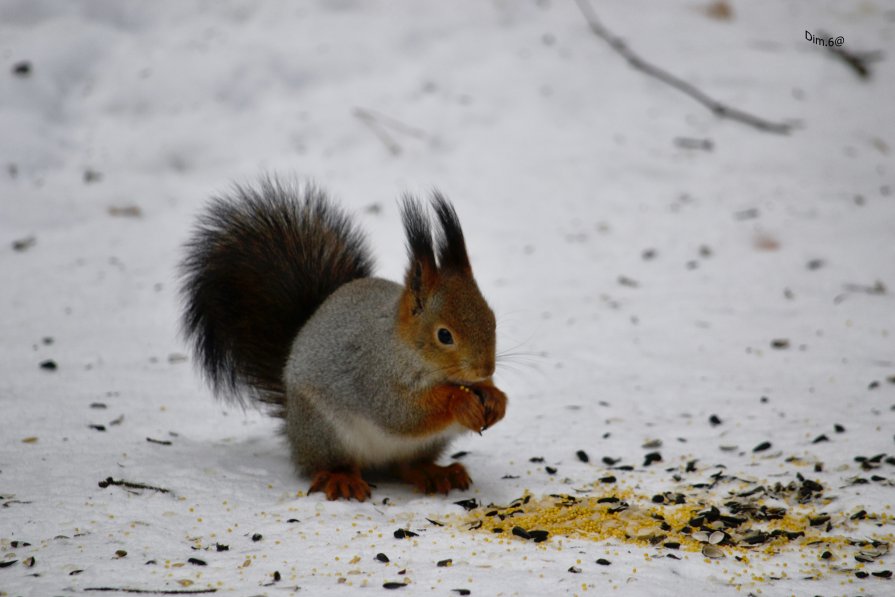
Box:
xmin=398 ymin=193 xmax=496 ymax=384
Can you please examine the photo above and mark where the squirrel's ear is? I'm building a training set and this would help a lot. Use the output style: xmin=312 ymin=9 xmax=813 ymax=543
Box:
xmin=431 ymin=191 xmax=471 ymax=275
xmin=400 ymin=195 xmax=438 ymax=315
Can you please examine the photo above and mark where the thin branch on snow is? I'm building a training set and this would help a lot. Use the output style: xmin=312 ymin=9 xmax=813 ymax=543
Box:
xmin=98 ymin=477 xmax=172 ymax=495
xmin=573 ymin=0 xmax=795 ymax=135
xmin=354 ymin=108 xmax=402 ymax=155
xmin=353 ymin=107 xmax=431 ymax=155
xmin=818 ymin=30 xmax=883 ymax=79
xmin=83 ymin=589 xmax=216 ymax=595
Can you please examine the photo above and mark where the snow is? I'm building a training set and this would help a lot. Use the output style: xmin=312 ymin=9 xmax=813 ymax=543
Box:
xmin=2 ymin=1 xmax=894 ymax=595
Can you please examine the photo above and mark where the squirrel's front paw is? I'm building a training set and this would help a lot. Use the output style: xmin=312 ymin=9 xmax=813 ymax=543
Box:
xmin=450 ymin=386 xmax=487 ymax=433
xmin=470 ymin=384 xmax=507 ymax=430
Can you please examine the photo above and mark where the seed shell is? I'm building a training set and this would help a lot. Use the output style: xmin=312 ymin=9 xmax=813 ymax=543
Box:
xmin=702 ymin=545 xmax=725 ymax=559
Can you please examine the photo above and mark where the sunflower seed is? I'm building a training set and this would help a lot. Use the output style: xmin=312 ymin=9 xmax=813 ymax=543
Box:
xmin=742 ymin=531 xmax=768 ymax=545
xmin=809 ymin=514 xmax=830 ymax=527
xmin=528 ymin=530 xmax=549 ymax=543
xmin=453 ymin=499 xmax=479 ymax=511
xmin=643 ymin=452 xmax=662 ymax=466
xmin=702 ymin=545 xmax=724 ymax=559
xmin=692 ymin=531 xmax=710 ymax=543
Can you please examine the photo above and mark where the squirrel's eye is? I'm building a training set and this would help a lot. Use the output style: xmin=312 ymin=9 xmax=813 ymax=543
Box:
xmin=437 ymin=328 xmax=454 ymax=345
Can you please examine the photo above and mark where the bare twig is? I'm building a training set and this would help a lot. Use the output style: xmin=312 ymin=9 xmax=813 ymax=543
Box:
xmin=573 ymin=0 xmax=794 ymax=135
xmin=83 ymin=588 xmax=216 ymax=595
xmin=353 ymin=108 xmax=431 ymax=155
xmin=818 ymin=30 xmax=883 ymax=79
xmin=356 ymin=108 xmax=429 ymax=139
xmin=843 ymin=280 xmax=887 ymax=295
xmin=98 ymin=477 xmax=171 ymax=495
xmin=354 ymin=109 xmax=402 ymax=155
xmin=674 ymin=137 xmax=714 ymax=151
xmin=2 ymin=499 xmax=33 ymax=508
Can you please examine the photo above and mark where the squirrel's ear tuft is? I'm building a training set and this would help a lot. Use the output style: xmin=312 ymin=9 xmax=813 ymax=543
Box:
xmin=400 ymin=195 xmax=438 ymax=314
xmin=431 ymin=191 xmax=471 ymax=274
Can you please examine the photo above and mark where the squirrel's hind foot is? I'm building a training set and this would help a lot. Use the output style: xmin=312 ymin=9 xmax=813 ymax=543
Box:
xmin=309 ymin=467 xmax=371 ymax=501
xmin=395 ymin=461 xmax=471 ymax=495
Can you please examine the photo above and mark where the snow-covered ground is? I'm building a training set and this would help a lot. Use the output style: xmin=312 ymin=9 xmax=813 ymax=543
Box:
xmin=2 ymin=1 xmax=894 ymax=595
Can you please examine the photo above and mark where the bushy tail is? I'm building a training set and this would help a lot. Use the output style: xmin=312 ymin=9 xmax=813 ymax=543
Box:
xmin=179 ymin=178 xmax=374 ymax=412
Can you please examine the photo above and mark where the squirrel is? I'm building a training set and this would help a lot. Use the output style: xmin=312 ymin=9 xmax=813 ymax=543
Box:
xmin=179 ymin=178 xmax=507 ymax=501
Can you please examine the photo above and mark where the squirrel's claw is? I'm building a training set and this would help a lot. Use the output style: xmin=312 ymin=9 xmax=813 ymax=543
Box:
xmin=450 ymin=388 xmax=487 ymax=433
xmin=395 ymin=462 xmax=471 ymax=495
xmin=471 ymin=384 xmax=508 ymax=431
xmin=309 ymin=468 xmax=371 ymax=501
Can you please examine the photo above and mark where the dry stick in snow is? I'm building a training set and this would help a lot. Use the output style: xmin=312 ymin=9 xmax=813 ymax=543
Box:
xmin=98 ymin=477 xmax=171 ymax=495
xmin=83 ymin=589 xmax=216 ymax=595
xmin=573 ymin=0 xmax=794 ymax=135
xmin=818 ymin=30 xmax=882 ymax=79
xmin=353 ymin=107 xmax=431 ymax=155
xmin=354 ymin=108 xmax=401 ymax=155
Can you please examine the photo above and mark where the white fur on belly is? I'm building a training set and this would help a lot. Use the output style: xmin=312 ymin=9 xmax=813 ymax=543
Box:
xmin=327 ymin=412 xmax=464 ymax=467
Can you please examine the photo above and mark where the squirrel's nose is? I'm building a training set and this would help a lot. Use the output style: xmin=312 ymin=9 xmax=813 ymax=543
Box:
xmin=475 ymin=360 xmax=495 ymax=380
